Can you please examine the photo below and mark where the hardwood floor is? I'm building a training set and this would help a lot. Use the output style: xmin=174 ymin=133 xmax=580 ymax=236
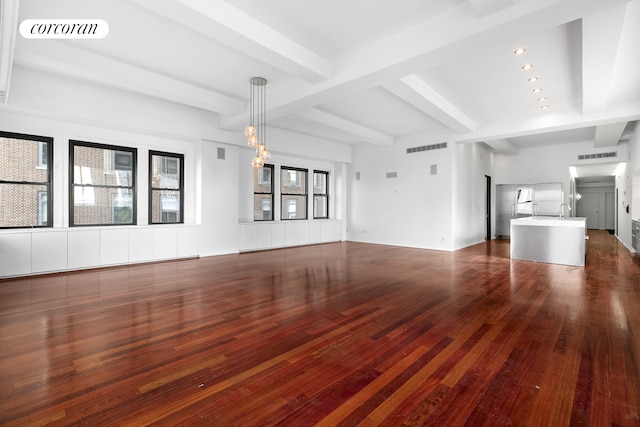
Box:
xmin=1 ymin=230 xmax=639 ymax=426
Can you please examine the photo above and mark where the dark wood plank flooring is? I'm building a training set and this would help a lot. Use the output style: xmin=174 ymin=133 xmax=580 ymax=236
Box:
xmin=1 ymin=230 xmax=639 ymax=426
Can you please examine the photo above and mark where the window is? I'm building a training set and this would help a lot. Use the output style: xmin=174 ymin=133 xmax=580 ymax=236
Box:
xmin=254 ymin=164 xmax=273 ymax=221
xmin=313 ymin=170 xmax=329 ymax=219
xmin=0 ymin=132 xmax=53 ymax=228
xmin=38 ymin=141 xmax=48 ymax=168
xmin=285 ymin=169 xmax=300 ymax=187
xmin=113 ymin=151 xmax=133 ymax=171
xmin=281 ymin=167 xmax=307 ymax=220
xmin=70 ymin=140 xmax=136 ymax=226
xmin=112 ymin=193 xmax=133 ymax=224
xmin=38 ymin=192 xmax=48 ymax=226
xmin=149 ymin=151 xmax=184 ymax=224
xmin=160 ymin=156 xmax=179 ymax=175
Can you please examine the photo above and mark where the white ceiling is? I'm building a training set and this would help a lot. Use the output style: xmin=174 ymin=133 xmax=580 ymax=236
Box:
xmin=574 ymin=163 xmax=620 ymax=179
xmin=3 ymin=0 xmax=640 ymax=170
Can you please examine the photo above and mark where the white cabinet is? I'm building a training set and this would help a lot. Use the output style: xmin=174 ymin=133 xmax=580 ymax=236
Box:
xmin=239 ymin=220 xmax=343 ymax=252
xmin=0 ymin=225 xmax=200 ymax=278
xmin=68 ymin=230 xmax=100 ymax=269
xmin=32 ymin=231 xmax=68 ymax=273
xmin=0 ymin=233 xmax=31 ymax=277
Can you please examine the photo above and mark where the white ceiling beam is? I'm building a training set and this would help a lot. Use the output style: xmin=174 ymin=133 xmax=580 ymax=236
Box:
xmin=483 ymin=138 xmax=519 ymax=155
xmin=582 ymin=3 xmax=628 ymax=114
xmin=383 ymin=75 xmax=476 ymax=133
xmin=453 ymin=101 xmax=640 ymax=144
xmin=13 ymin=41 xmax=244 ymax=114
xmin=296 ymin=108 xmax=394 ymax=146
xmin=620 ymin=121 xmax=638 ymax=142
xmin=0 ymin=0 xmax=20 ymax=104
xmin=593 ymin=122 xmax=627 ymax=148
xmin=131 ymin=0 xmax=332 ymax=83
xmin=468 ymin=0 xmax=518 ymax=17
xmin=219 ymin=0 xmax=628 ymax=131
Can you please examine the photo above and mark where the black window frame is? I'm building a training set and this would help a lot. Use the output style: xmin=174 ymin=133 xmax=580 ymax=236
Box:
xmin=280 ymin=166 xmax=308 ymax=220
xmin=149 ymin=150 xmax=185 ymax=224
xmin=69 ymin=140 xmax=137 ymax=227
xmin=313 ymin=170 xmax=329 ymax=219
xmin=254 ymin=164 xmax=274 ymax=221
xmin=0 ymin=131 xmax=54 ymax=229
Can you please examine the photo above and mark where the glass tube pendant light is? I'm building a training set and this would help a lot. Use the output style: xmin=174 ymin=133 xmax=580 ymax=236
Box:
xmin=245 ymin=77 xmax=270 ymax=169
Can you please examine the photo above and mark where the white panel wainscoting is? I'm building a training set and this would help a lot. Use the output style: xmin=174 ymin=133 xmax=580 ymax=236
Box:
xmin=0 ymin=233 xmax=32 ymax=277
xmin=154 ymin=227 xmax=179 ymax=260
xmin=177 ymin=226 xmax=200 ymax=258
xmin=0 ymin=225 xmax=200 ymax=278
xmin=31 ymin=230 xmax=68 ymax=273
xmin=129 ymin=228 xmax=156 ymax=263
xmin=239 ymin=220 xmax=343 ymax=252
xmin=100 ymin=228 xmax=130 ymax=265
xmin=68 ymin=229 xmax=101 ymax=270
xmin=271 ymin=223 xmax=286 ymax=248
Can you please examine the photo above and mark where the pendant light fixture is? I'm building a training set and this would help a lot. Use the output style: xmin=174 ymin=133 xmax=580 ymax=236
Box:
xmin=245 ymin=77 xmax=270 ymax=169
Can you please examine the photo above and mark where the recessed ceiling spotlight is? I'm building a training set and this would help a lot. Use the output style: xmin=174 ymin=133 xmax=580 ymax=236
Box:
xmin=528 ymin=77 xmax=538 ymax=82
xmin=522 ymin=64 xmax=533 ymax=70
xmin=540 ymin=105 xmax=550 ymax=110
xmin=537 ymin=97 xmax=547 ymax=102
xmin=514 ymin=48 xmax=526 ymax=55
xmin=532 ymin=88 xmax=542 ymax=93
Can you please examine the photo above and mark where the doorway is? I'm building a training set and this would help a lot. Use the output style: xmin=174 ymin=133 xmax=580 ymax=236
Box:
xmin=578 ymin=193 xmax=600 ymax=229
xmin=613 ymin=188 xmax=618 ymax=236
xmin=485 ymin=175 xmax=491 ymax=240
xmin=575 ymin=176 xmax=615 ymax=230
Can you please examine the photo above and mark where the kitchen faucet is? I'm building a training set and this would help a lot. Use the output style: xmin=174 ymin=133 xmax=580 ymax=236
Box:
xmin=559 ymin=203 xmax=569 ymax=219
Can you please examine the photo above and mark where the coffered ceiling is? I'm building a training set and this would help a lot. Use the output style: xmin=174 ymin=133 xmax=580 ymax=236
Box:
xmin=2 ymin=0 xmax=640 ymax=155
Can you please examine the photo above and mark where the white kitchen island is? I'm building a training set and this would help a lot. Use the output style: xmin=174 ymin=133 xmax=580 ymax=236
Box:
xmin=510 ymin=217 xmax=587 ymax=267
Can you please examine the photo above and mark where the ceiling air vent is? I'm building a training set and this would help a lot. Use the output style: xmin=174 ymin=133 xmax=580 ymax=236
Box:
xmin=407 ymin=142 xmax=447 ymax=154
xmin=577 ymin=151 xmax=617 ymax=161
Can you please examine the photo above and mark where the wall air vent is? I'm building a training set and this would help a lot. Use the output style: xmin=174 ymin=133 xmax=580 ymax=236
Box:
xmin=406 ymin=142 xmax=447 ymax=154
xmin=386 ymin=172 xmax=398 ymax=179
xmin=577 ymin=151 xmax=617 ymax=161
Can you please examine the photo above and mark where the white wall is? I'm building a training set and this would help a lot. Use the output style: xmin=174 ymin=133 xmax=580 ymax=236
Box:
xmin=237 ymin=148 xmax=346 ymax=251
xmin=198 ymin=141 xmax=241 ymax=256
xmin=495 ymin=138 xmax=636 ymax=251
xmin=9 ymin=66 xmax=228 ymax=143
xmin=0 ymin=66 xmax=351 ymax=277
xmin=452 ymin=142 xmax=494 ymax=249
xmin=495 ymin=140 xmax=629 ymax=205
xmin=624 ymin=122 xmax=640 ymax=251
xmin=615 ymin=162 xmax=633 ymax=249
xmin=630 ymin=124 xmax=640 ymax=222
xmin=348 ymin=135 xmax=454 ymax=251
xmin=0 ymin=70 xmax=205 ymax=277
xmin=6 ymin=63 xmax=633 ymax=275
